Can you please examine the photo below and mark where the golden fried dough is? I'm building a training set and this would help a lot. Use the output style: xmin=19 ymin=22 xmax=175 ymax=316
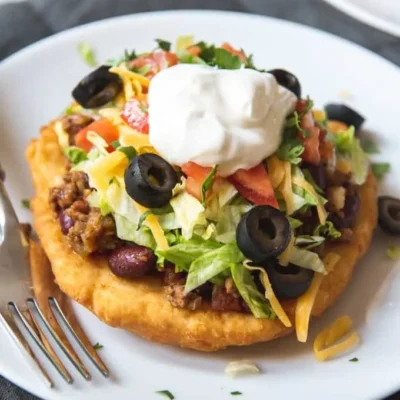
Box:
xmin=25 ymin=124 xmax=377 ymax=351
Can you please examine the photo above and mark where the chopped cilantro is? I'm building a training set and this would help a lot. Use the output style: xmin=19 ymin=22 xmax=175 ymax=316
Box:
xmin=314 ymin=221 xmax=341 ymax=239
xmin=63 ymin=146 xmax=88 ymax=165
xmin=106 ymin=49 xmax=137 ymax=67
xmin=77 ymin=42 xmax=97 ymax=67
xmin=118 ymin=146 xmax=137 ymax=161
xmin=371 ymin=162 xmax=390 ymax=180
xmin=361 ymin=139 xmax=379 ymax=154
xmin=214 ymin=48 xmax=242 ymax=70
xmin=111 ymin=140 xmax=121 ymax=149
xmin=387 ymin=246 xmax=400 ymax=260
xmin=285 ymin=105 xmax=313 ymax=138
xmin=132 ymin=64 xmax=152 ymax=76
xmin=93 ymin=343 xmax=103 ymax=350
xmin=21 ymin=199 xmax=30 ymax=210
xmin=231 ymin=391 xmax=243 ymax=396
xmin=276 ymin=139 xmax=304 ymax=164
xmin=195 ymin=41 xmax=216 ymax=63
xmin=349 ymin=357 xmax=359 ymax=362
xmin=156 ymin=390 xmax=174 ymax=399
xmin=155 ymin=39 xmax=172 ymax=52
xmin=201 ymin=166 xmax=217 ymax=206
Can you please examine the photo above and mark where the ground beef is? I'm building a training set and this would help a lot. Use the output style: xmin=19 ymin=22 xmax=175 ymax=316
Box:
xmin=211 ymin=279 xmax=243 ymax=312
xmin=49 ymin=171 xmax=90 ymax=212
xmin=163 ymin=267 xmax=203 ymax=311
xmin=61 ymin=114 xmax=94 ymax=145
xmin=66 ymin=205 xmax=121 ymax=255
xmin=49 ymin=171 xmax=121 ymax=255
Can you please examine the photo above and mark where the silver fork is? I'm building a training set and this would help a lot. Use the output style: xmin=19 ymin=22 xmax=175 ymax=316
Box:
xmin=0 ymin=164 xmax=109 ymax=387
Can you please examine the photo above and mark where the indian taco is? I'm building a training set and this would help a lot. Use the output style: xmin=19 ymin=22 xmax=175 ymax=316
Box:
xmin=26 ymin=37 xmax=377 ymax=352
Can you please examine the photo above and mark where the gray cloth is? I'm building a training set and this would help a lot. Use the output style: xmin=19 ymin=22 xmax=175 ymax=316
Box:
xmin=0 ymin=1 xmax=399 ymax=399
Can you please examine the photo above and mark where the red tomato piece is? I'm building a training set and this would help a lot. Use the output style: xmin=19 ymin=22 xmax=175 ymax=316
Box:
xmin=228 ymin=164 xmax=278 ymax=208
xmin=75 ymin=119 xmax=119 ymax=153
xmin=130 ymin=51 xmax=178 ymax=78
xmin=121 ymin=98 xmax=149 ymax=134
xmin=181 ymin=162 xmax=212 ymax=200
xmin=296 ymin=99 xmax=321 ymax=165
xmin=221 ymin=43 xmax=247 ymax=63
xmin=187 ymin=45 xmax=201 ymax=56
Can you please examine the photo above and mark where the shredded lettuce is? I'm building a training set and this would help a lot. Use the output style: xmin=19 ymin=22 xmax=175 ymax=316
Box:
xmin=177 ymin=49 xmax=207 ymax=65
xmin=170 ymin=191 xmax=207 ymax=239
xmin=387 ymin=246 xmax=400 ymax=260
xmin=288 ymin=217 xmax=303 ymax=229
xmin=351 ymin=138 xmax=369 ymax=185
xmin=276 ymin=139 xmax=304 ymax=165
xmin=288 ymin=247 xmax=327 ymax=274
xmin=295 ymin=235 xmax=325 ymax=249
xmin=231 ymin=263 xmax=275 ymax=318
xmin=314 ymin=221 xmax=341 ymax=239
xmin=184 ymin=242 xmax=244 ymax=293
xmin=77 ymin=42 xmax=97 ymax=67
xmin=157 ymin=236 xmax=221 ymax=272
xmin=114 ymin=214 xmax=156 ymax=249
xmin=332 ymin=126 xmax=355 ymax=154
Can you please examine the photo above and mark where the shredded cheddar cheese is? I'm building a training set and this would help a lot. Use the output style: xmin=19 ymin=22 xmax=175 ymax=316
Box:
xmin=312 ymin=109 xmax=326 ymax=122
xmin=295 ymin=253 xmax=341 ymax=342
xmin=266 ymin=156 xmax=285 ymax=189
xmin=86 ymin=131 xmax=109 ymax=156
xmin=278 ymin=233 xmax=295 ymax=267
xmin=244 ymin=262 xmax=292 ymax=328
xmin=132 ymin=201 xmax=169 ymax=251
xmin=292 ymin=175 xmax=327 ymax=224
xmin=281 ymin=161 xmax=296 ymax=215
xmin=109 ymin=66 xmax=150 ymax=87
xmin=313 ymin=316 xmax=360 ymax=361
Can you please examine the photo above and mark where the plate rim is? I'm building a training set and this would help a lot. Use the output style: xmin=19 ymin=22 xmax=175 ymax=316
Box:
xmin=0 ymin=9 xmax=399 ymax=400
xmin=323 ymin=0 xmax=400 ymax=37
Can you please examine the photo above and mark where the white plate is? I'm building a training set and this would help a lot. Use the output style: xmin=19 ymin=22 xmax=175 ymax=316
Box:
xmin=1 ymin=10 xmax=400 ymax=400
xmin=323 ymin=0 xmax=400 ymax=37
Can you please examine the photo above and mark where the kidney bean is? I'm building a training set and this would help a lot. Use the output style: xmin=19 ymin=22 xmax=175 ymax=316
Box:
xmin=59 ymin=211 xmax=75 ymax=234
xmin=108 ymin=245 xmax=156 ymax=278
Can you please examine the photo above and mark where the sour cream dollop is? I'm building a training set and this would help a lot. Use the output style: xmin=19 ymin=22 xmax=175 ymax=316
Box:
xmin=148 ymin=64 xmax=297 ymax=176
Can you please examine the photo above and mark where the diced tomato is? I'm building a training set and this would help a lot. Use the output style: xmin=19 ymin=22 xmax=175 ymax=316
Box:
xmin=121 ymin=98 xmax=149 ymax=134
xmin=75 ymin=119 xmax=119 ymax=153
xmin=228 ymin=164 xmax=278 ymax=208
xmin=181 ymin=162 xmax=212 ymax=200
xmin=221 ymin=43 xmax=247 ymax=63
xmin=296 ymin=99 xmax=321 ymax=165
xmin=187 ymin=45 xmax=201 ymax=56
xmin=130 ymin=51 xmax=178 ymax=78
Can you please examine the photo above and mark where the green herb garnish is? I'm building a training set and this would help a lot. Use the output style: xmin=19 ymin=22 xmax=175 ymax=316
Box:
xmin=63 ymin=146 xmax=88 ymax=165
xmin=155 ymin=39 xmax=172 ymax=52
xmin=361 ymin=139 xmax=379 ymax=154
xmin=276 ymin=139 xmax=304 ymax=165
xmin=132 ymin=64 xmax=152 ymax=76
xmin=371 ymin=162 xmax=390 ymax=180
xmin=106 ymin=49 xmax=137 ymax=67
xmin=118 ymin=146 xmax=137 ymax=161
xmin=21 ymin=199 xmax=30 ymax=209
xmin=77 ymin=42 xmax=97 ymax=67
xmin=195 ymin=41 xmax=216 ymax=63
xmin=111 ymin=140 xmax=121 ymax=149
xmin=314 ymin=221 xmax=341 ymax=239
xmin=93 ymin=343 xmax=103 ymax=350
xmin=156 ymin=390 xmax=174 ymax=399
xmin=387 ymin=246 xmax=400 ymax=260
xmin=214 ymin=48 xmax=242 ymax=70
xmin=201 ymin=166 xmax=217 ymax=206
xmin=231 ymin=391 xmax=243 ymax=396
xmin=349 ymin=357 xmax=359 ymax=362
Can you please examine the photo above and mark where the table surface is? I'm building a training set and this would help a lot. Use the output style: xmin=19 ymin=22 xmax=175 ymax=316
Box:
xmin=0 ymin=0 xmax=399 ymax=399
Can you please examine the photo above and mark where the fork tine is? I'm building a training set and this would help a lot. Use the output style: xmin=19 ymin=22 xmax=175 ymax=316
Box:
xmin=0 ymin=312 xmax=54 ymax=388
xmin=49 ymin=297 xmax=109 ymax=377
xmin=8 ymin=301 xmax=73 ymax=384
xmin=28 ymin=298 xmax=91 ymax=380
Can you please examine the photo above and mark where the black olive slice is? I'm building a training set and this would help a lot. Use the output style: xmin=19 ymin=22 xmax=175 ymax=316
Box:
xmin=72 ymin=65 xmax=123 ymax=109
xmin=325 ymin=103 xmax=365 ymax=131
xmin=265 ymin=262 xmax=314 ymax=299
xmin=378 ymin=196 xmax=400 ymax=235
xmin=236 ymin=206 xmax=291 ymax=263
xmin=124 ymin=154 xmax=178 ymax=208
xmin=268 ymin=69 xmax=301 ymax=98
